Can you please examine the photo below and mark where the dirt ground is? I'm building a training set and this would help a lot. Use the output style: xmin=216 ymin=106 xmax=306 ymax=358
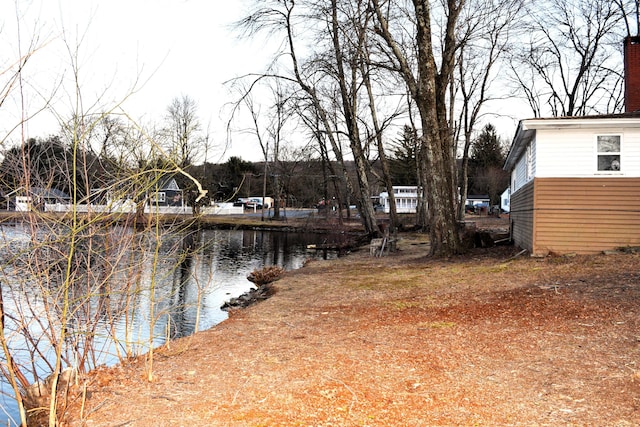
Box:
xmin=68 ymin=230 xmax=640 ymax=426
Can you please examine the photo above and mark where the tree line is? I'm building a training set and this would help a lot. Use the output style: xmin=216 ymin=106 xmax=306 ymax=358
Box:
xmin=0 ymin=117 xmax=508 ymax=218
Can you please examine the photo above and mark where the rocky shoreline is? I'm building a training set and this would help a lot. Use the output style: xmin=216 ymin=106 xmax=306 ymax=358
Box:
xmin=220 ymin=284 xmax=276 ymax=311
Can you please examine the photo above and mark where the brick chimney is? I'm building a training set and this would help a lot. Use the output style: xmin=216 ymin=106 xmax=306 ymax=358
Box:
xmin=624 ymin=36 xmax=640 ymax=112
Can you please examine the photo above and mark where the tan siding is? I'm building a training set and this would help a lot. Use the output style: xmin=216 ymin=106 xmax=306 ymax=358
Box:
xmin=532 ymin=178 xmax=640 ymax=254
xmin=509 ymin=180 xmax=535 ymax=251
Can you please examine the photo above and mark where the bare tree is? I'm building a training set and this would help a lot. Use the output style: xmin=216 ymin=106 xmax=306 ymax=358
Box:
xmin=614 ymin=0 xmax=640 ymax=37
xmin=237 ymin=0 xmax=382 ymax=237
xmin=357 ymin=5 xmax=406 ymax=233
xmin=235 ymin=80 xmax=295 ymax=220
xmin=509 ymin=0 xmax=627 ymax=117
xmin=296 ymin=103 xmax=351 ymax=222
xmin=165 ymin=95 xmax=202 ymax=167
xmin=266 ymin=81 xmax=294 ymax=219
xmin=372 ymin=0 xmax=465 ymax=255
xmin=455 ymin=0 xmax=523 ymax=219
xmin=325 ymin=0 xmax=380 ymax=235
xmin=0 ymin=13 xmax=207 ymax=427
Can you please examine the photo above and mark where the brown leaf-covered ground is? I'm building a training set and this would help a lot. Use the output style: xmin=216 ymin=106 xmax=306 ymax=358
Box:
xmin=69 ymin=231 xmax=640 ymax=426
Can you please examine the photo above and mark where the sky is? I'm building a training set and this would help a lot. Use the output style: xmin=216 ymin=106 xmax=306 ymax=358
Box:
xmin=1 ymin=0 xmax=274 ymax=162
xmin=1 ymin=0 xmax=527 ymax=164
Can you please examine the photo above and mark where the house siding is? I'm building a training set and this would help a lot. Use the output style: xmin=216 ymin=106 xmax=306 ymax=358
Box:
xmin=512 ymin=139 xmax=536 ymax=193
xmin=509 ymin=180 xmax=535 ymax=252
xmin=531 ymin=177 xmax=640 ymax=255
xmin=535 ymin=128 xmax=640 ymax=178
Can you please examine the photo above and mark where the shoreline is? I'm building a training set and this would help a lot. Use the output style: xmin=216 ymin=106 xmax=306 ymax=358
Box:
xmin=0 ymin=209 xmax=371 ymax=234
xmin=67 ymin=236 xmax=640 ymax=426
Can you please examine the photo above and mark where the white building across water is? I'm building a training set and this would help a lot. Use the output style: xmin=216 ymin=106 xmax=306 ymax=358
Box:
xmin=379 ymin=186 xmax=420 ymax=213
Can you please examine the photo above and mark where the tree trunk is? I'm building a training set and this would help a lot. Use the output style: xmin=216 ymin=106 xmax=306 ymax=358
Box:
xmin=416 ymin=142 xmax=429 ymax=229
xmin=362 ymin=55 xmax=399 ymax=232
xmin=458 ymin=152 xmax=470 ymax=221
xmin=413 ymin=0 xmax=463 ymax=256
xmin=329 ymin=0 xmax=379 ymax=237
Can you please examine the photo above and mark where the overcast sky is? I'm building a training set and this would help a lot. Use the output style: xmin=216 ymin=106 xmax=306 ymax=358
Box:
xmin=1 ymin=0 xmax=274 ymax=161
xmin=2 ymin=0 xmax=527 ymax=164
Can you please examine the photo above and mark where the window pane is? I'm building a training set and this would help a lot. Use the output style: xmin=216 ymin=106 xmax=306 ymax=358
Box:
xmin=597 ymin=135 xmax=620 ymax=153
xmin=598 ymin=155 xmax=621 ymax=171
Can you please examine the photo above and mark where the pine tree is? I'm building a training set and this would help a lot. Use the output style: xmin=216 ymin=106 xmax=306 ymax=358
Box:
xmin=389 ymin=125 xmax=419 ymax=185
xmin=469 ymin=123 xmax=509 ymax=205
xmin=471 ymin=124 xmax=504 ymax=168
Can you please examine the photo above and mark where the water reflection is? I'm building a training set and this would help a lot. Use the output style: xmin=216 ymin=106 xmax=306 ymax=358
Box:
xmin=0 ymin=226 xmax=343 ymax=425
xmin=160 ymin=228 xmax=340 ymax=338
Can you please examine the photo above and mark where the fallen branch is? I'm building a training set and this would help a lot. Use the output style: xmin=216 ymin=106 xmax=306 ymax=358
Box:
xmin=503 ymin=249 xmax=528 ymax=262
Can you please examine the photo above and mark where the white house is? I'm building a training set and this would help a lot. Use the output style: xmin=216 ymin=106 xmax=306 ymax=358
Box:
xmin=500 ymin=188 xmax=510 ymax=213
xmin=379 ymin=186 xmax=420 ymax=213
xmin=503 ymin=113 xmax=640 ymax=255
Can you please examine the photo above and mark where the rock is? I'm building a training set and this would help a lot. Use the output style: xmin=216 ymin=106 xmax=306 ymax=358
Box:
xmin=603 ymin=249 xmax=623 ymax=255
xmin=221 ymin=284 xmax=275 ymax=311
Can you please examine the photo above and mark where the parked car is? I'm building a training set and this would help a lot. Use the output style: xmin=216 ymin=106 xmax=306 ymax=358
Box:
xmin=245 ymin=199 xmax=263 ymax=209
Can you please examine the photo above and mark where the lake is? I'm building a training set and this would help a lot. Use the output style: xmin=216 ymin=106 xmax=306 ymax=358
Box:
xmin=0 ymin=225 xmax=346 ymax=425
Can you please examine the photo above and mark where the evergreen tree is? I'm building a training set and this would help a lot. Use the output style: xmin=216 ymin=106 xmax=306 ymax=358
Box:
xmin=225 ymin=156 xmax=256 ymax=198
xmin=469 ymin=123 xmax=509 ymax=205
xmin=471 ymin=124 xmax=504 ymax=168
xmin=0 ymin=136 xmax=92 ymax=198
xmin=389 ymin=125 xmax=419 ymax=186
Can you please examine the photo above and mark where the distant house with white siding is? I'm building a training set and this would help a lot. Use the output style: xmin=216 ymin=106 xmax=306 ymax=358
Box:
xmin=7 ymin=187 xmax=70 ymax=211
xmin=503 ymin=113 xmax=640 ymax=255
xmin=500 ymin=188 xmax=510 ymax=213
xmin=379 ymin=186 xmax=421 ymax=213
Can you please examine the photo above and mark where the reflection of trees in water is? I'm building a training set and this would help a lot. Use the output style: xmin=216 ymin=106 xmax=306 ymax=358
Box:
xmin=3 ymin=227 xmax=340 ymax=354
xmin=3 ymin=227 xmax=340 ymax=373
xmin=215 ymin=230 xmax=312 ymax=270
xmin=161 ymin=229 xmax=343 ymax=339
xmin=167 ymin=230 xmax=198 ymax=339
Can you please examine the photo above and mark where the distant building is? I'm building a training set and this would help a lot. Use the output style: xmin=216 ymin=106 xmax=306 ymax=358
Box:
xmin=500 ymin=188 xmax=510 ymax=213
xmin=466 ymin=194 xmax=490 ymax=208
xmin=379 ymin=186 xmax=420 ymax=213
xmin=6 ymin=187 xmax=70 ymax=211
xmin=148 ymin=177 xmax=184 ymax=207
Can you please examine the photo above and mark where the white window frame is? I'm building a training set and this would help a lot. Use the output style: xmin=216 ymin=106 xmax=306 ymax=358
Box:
xmin=150 ymin=192 xmax=166 ymax=204
xmin=526 ymin=143 xmax=533 ymax=181
xmin=595 ymin=134 xmax=622 ymax=173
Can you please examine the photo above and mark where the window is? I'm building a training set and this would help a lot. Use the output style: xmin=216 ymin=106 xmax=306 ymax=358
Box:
xmin=597 ymin=135 xmax=621 ymax=171
xmin=526 ymin=144 xmax=533 ymax=180
xmin=151 ymin=192 xmax=166 ymax=204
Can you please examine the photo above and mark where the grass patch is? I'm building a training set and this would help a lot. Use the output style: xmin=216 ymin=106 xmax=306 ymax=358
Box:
xmin=387 ymin=301 xmax=422 ymax=310
xmin=417 ymin=321 xmax=456 ymax=329
xmin=476 ymin=263 xmax=510 ymax=273
xmin=344 ymin=269 xmax=430 ymax=291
